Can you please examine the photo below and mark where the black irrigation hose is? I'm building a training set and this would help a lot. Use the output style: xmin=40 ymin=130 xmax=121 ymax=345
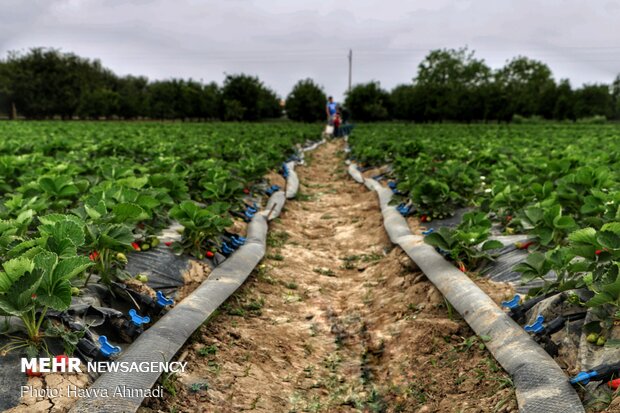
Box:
xmin=70 ymin=149 xmax=309 ymax=412
xmin=347 ymin=163 xmax=585 ymax=413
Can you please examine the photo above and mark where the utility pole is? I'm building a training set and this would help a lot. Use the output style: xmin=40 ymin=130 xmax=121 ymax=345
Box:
xmin=348 ymin=49 xmax=352 ymax=94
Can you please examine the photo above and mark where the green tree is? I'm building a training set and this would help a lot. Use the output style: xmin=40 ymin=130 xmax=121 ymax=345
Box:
xmin=0 ymin=48 xmax=249 ymax=120
xmin=344 ymin=81 xmax=390 ymax=121
xmin=223 ymin=99 xmax=245 ymax=121
xmin=4 ymin=48 xmax=111 ymax=119
xmin=221 ymin=74 xmax=279 ymax=121
xmin=553 ymin=79 xmax=575 ymax=120
xmin=611 ymin=74 xmax=620 ymax=120
xmin=145 ymin=79 xmax=209 ymax=119
xmin=258 ymin=87 xmax=282 ymax=119
xmin=180 ymin=80 xmax=205 ymax=119
xmin=147 ymin=80 xmax=181 ymax=119
xmin=285 ymin=79 xmax=327 ymax=122
xmin=415 ymin=48 xmax=492 ymax=121
xmin=77 ymin=88 xmax=120 ymax=119
xmin=495 ymin=56 xmax=557 ymax=119
xmin=0 ymin=61 xmax=10 ymax=116
xmin=144 ymin=79 xmax=221 ymax=120
xmin=573 ymin=84 xmax=612 ymax=119
xmin=389 ymin=84 xmax=416 ymax=120
xmin=116 ymin=75 xmax=149 ymax=119
xmin=200 ymin=82 xmax=221 ymax=119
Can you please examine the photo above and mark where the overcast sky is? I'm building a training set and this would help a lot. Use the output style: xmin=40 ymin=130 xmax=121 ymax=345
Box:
xmin=1 ymin=0 xmax=619 ymax=101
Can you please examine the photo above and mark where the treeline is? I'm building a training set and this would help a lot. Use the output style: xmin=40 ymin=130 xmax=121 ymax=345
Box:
xmin=344 ymin=48 xmax=620 ymax=122
xmin=1 ymin=47 xmax=620 ymax=122
xmin=0 ymin=48 xmax=281 ymax=120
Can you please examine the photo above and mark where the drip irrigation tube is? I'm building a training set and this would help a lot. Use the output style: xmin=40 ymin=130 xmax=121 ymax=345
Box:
xmin=285 ymin=139 xmax=324 ymax=199
xmin=348 ymin=165 xmax=585 ymax=413
xmin=69 ymin=140 xmax=316 ymax=412
xmin=264 ymin=189 xmax=286 ymax=219
xmin=70 ymin=194 xmax=280 ymax=412
xmin=285 ymin=161 xmax=298 ymax=199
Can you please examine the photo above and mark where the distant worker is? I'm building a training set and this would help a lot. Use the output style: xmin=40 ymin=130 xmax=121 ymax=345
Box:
xmin=326 ymin=96 xmax=338 ymax=124
xmin=333 ymin=107 xmax=342 ymax=137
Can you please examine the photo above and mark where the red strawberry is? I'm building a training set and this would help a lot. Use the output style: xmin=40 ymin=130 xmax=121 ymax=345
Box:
xmin=165 ymin=241 xmax=172 ymax=247
xmin=131 ymin=242 xmax=141 ymax=251
xmin=516 ymin=241 xmax=535 ymax=250
xmin=595 ymin=250 xmax=603 ymax=256
xmin=243 ymin=188 xmax=250 ymax=194
xmin=206 ymin=251 xmax=215 ymax=258
xmin=420 ymin=215 xmax=428 ymax=223
xmin=54 ymin=355 xmax=70 ymax=371
xmin=31 ymin=293 xmax=37 ymax=299
xmin=609 ymin=378 xmax=620 ymax=390
xmin=26 ymin=368 xmax=42 ymax=377
xmin=88 ymin=251 xmax=100 ymax=261
xmin=458 ymin=262 xmax=467 ymax=273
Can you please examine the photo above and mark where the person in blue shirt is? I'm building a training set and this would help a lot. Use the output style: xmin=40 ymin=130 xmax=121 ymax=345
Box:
xmin=326 ymin=96 xmax=338 ymax=124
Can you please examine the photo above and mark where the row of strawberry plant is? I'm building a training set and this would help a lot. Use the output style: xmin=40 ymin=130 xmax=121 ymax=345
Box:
xmin=348 ymin=123 xmax=620 ymax=325
xmin=0 ymin=121 xmax=317 ymax=356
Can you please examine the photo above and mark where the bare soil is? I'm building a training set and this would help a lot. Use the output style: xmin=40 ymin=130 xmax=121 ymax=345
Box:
xmin=146 ymin=140 xmax=518 ymax=413
xmin=5 ymin=373 xmax=90 ymax=413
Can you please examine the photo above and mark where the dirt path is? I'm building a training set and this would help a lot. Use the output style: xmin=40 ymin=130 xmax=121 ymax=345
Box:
xmin=149 ymin=140 xmax=518 ymax=413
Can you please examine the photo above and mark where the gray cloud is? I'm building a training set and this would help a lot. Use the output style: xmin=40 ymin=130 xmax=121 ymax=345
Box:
xmin=1 ymin=0 xmax=618 ymax=101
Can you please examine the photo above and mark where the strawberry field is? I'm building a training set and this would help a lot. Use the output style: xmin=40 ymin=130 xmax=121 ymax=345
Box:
xmin=3 ymin=120 xmax=620 ymax=411
xmin=0 ymin=121 xmax=317 ymax=357
xmin=350 ymin=123 xmax=620 ymax=291
xmin=349 ymin=122 xmax=620 ymax=407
